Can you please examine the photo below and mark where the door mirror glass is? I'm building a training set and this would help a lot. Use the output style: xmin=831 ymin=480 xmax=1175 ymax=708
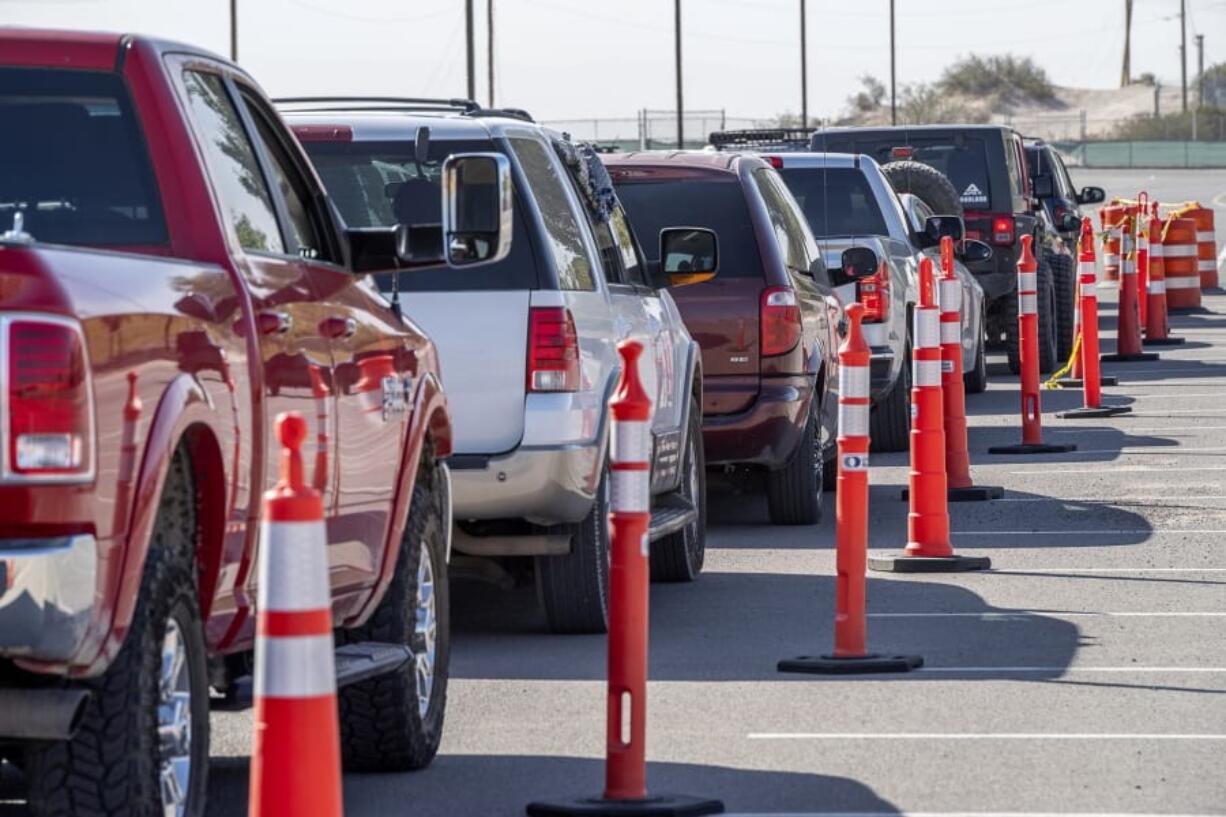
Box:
xmin=660 ymin=227 xmax=718 ymax=287
xmin=921 ymin=214 xmax=964 ymax=247
xmin=960 ymin=238 xmax=994 ymax=264
xmin=1032 ymin=175 xmax=1054 ymax=197
xmin=442 ymin=152 xmax=513 ymax=267
xmin=1060 ymin=211 xmax=1082 ymax=232
xmin=1077 ymin=185 xmax=1106 ymax=205
xmin=831 ymin=246 xmax=880 ymax=286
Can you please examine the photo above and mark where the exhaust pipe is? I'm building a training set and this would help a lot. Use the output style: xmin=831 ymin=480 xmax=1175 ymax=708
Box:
xmin=0 ymin=689 xmax=91 ymax=740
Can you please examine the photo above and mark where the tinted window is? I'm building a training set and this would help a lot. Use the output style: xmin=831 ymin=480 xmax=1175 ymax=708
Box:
xmin=0 ymin=67 xmax=166 ymax=247
xmin=181 ymin=70 xmax=283 ymax=253
xmin=609 ymin=206 xmax=647 ymax=286
xmin=753 ymin=168 xmax=817 ymax=273
xmin=301 ymin=137 xmax=538 ymax=291
xmin=825 ymin=135 xmax=992 ymax=211
xmin=779 ymin=167 xmax=889 ymax=239
xmin=614 ymin=179 xmax=762 ymax=278
xmin=1004 ymin=136 xmax=1025 ymax=200
xmin=509 ymin=136 xmax=595 ymax=291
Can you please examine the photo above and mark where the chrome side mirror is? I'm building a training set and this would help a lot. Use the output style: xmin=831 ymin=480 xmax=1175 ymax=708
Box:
xmin=442 ymin=152 xmax=513 ymax=267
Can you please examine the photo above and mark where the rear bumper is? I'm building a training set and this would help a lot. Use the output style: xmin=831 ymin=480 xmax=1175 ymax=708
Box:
xmin=450 ymin=442 xmax=601 ymax=526
xmin=0 ymin=535 xmax=97 ymax=664
xmin=702 ymin=374 xmax=812 ymax=469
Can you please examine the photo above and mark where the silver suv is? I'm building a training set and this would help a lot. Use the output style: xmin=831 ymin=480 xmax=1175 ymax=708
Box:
xmin=280 ymin=99 xmax=711 ymax=633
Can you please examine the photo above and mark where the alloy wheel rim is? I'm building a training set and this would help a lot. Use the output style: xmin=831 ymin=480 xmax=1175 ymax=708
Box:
xmin=682 ymin=431 xmax=702 ymax=565
xmin=157 ymin=619 xmax=192 ymax=817
xmin=414 ymin=549 xmax=438 ymax=718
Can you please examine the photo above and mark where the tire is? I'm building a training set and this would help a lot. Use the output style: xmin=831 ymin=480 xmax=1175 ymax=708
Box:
xmin=1003 ymin=291 xmax=1021 ymax=374
xmin=766 ymin=395 xmax=823 ymax=525
xmin=1047 ymin=251 xmax=1076 ymax=363
xmin=536 ymin=462 xmax=610 ymax=634
xmin=880 ymin=160 xmax=964 ymax=217
xmin=964 ymin=308 xmax=989 ymax=394
xmin=650 ymin=406 xmax=706 ymax=583
xmin=869 ymin=351 xmax=910 ymax=453
xmin=26 ymin=451 xmax=209 ymax=817
xmin=338 ymin=452 xmax=450 ymax=772
xmin=1036 ymin=257 xmax=1059 ymax=373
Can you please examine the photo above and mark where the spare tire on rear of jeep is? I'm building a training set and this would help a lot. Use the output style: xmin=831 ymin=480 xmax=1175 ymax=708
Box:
xmin=880 ymin=160 xmax=964 ymax=219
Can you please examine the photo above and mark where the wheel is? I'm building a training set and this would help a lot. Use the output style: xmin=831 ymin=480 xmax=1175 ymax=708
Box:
xmin=766 ymin=395 xmax=823 ymax=525
xmin=964 ymin=308 xmax=989 ymax=394
xmin=536 ymin=462 xmax=610 ymax=633
xmin=880 ymin=160 xmax=964 ymax=217
xmin=650 ymin=406 xmax=706 ymax=583
xmin=338 ymin=451 xmax=450 ymax=771
xmin=869 ymin=351 xmax=910 ymax=453
xmin=1036 ymin=257 xmax=1059 ymax=373
xmin=26 ymin=451 xmax=209 ymax=817
xmin=1047 ymin=251 xmax=1076 ymax=363
xmin=1003 ymin=291 xmax=1021 ymax=374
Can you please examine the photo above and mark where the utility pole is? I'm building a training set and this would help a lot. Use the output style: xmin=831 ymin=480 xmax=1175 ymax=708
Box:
xmin=889 ymin=0 xmax=897 ymax=126
xmin=800 ymin=0 xmax=808 ymax=128
xmin=230 ymin=0 xmax=237 ymax=62
xmin=1121 ymin=0 xmax=1132 ymax=86
xmin=465 ymin=0 xmax=476 ymax=102
xmin=487 ymin=0 xmax=495 ymax=108
xmin=1196 ymin=33 xmax=1205 ymax=108
xmin=675 ymin=0 xmax=684 ymax=149
xmin=1180 ymin=0 xmax=1188 ymax=112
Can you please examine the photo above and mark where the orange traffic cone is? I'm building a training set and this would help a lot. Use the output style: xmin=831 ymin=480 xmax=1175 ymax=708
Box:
xmin=1101 ymin=214 xmax=1159 ymax=363
xmin=870 ymin=258 xmax=989 ymax=573
xmin=249 ymin=413 xmax=343 ymax=817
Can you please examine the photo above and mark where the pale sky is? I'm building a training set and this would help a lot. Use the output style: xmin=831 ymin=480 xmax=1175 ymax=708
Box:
xmin=5 ymin=0 xmax=1225 ymax=126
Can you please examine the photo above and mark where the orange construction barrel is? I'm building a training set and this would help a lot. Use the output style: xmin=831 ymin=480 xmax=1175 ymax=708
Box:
xmin=1185 ymin=205 xmax=1219 ymax=290
xmin=1162 ymin=217 xmax=1202 ymax=310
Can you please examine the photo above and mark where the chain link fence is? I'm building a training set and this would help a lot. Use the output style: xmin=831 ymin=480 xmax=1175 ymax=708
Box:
xmin=540 ymin=109 xmax=772 ymax=151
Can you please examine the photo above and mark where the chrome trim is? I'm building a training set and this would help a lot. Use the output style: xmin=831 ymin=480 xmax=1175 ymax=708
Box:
xmin=440 ymin=462 xmax=453 ymax=562
xmin=0 ymin=534 xmax=98 ymax=662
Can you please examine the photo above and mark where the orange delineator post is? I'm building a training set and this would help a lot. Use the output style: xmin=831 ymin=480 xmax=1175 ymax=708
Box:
xmin=249 ymin=413 xmax=343 ymax=817
xmin=1144 ymin=209 xmax=1185 ymax=346
xmin=1101 ymin=214 xmax=1159 ymax=363
xmin=1057 ymin=219 xmax=1132 ymax=420
xmin=778 ymin=304 xmax=922 ymax=674
xmin=1135 ymin=193 xmax=1150 ymax=329
xmin=988 ymin=236 xmax=1076 ymax=455
xmin=870 ymin=258 xmax=989 ymax=573
xmin=528 ymin=344 xmax=723 ymax=817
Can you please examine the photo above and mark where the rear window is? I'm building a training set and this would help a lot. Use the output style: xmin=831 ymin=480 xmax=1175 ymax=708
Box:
xmin=613 ymin=178 xmax=762 ymax=278
xmin=300 ymin=137 xmax=538 ymax=291
xmin=0 ymin=67 xmax=166 ymax=247
xmin=778 ymin=167 xmax=888 ymax=239
xmin=822 ymin=135 xmax=993 ymax=211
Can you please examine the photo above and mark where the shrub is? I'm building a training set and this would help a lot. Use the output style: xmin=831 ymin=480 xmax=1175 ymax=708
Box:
xmin=939 ymin=54 xmax=1055 ymax=103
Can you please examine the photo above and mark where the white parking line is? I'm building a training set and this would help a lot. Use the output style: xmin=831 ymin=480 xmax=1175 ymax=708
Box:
xmin=991 ymin=567 xmax=1226 ymax=573
xmin=725 ymin=813 xmax=1226 ymax=817
xmin=918 ymin=666 xmax=1226 ymax=673
xmin=994 ymin=495 xmax=1226 ymax=502
xmin=748 ymin=733 xmax=1226 ymax=741
xmin=951 ymin=529 xmax=1226 ymax=535
xmin=1007 ymin=465 xmax=1226 ymax=474
xmin=987 ymin=446 xmax=1226 ymax=457
xmin=1048 ymin=426 xmax=1226 ymax=433
xmin=866 ymin=611 xmax=1226 ymax=618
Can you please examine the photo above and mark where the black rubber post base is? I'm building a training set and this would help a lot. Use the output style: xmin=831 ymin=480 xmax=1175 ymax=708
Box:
xmin=1053 ymin=375 xmax=1119 ymax=387
xmin=1144 ymin=336 xmax=1186 ymax=346
xmin=901 ymin=485 xmax=1004 ymax=502
xmin=778 ymin=653 xmax=923 ymax=675
xmin=527 ymin=794 xmax=725 ymax=817
xmin=1169 ymin=306 xmax=1212 ymax=315
xmin=1100 ymin=351 xmax=1160 ymax=362
xmin=868 ymin=554 xmax=992 ymax=573
xmin=1057 ymin=405 xmax=1133 ymax=419
xmin=986 ymin=442 xmax=1077 ymax=454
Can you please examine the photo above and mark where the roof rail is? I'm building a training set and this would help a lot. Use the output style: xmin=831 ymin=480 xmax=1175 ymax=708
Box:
xmin=708 ymin=128 xmax=814 ymax=152
xmin=465 ymin=106 xmax=535 ymax=123
xmin=273 ymin=96 xmax=480 ymax=113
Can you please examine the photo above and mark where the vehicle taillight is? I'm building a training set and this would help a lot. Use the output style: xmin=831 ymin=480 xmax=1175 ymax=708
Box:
xmin=760 ymin=286 xmax=801 ymax=357
xmin=764 ymin=155 xmax=784 ymax=169
xmin=527 ymin=307 xmax=580 ymax=392
xmin=891 ymin=146 xmax=914 ymax=159
xmin=991 ymin=215 xmax=1015 ymax=245
xmin=856 ymin=263 xmax=891 ymax=323
xmin=5 ymin=317 xmax=94 ymax=479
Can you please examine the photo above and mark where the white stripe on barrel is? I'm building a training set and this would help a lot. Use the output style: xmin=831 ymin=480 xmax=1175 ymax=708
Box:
xmin=1163 ymin=244 xmax=1198 ymax=258
xmin=1148 ymin=279 xmax=1167 ymax=294
xmin=1150 ymin=244 xmax=1164 ymax=258
xmin=1199 ymin=260 xmax=1217 ymax=272
xmin=1166 ymin=276 xmax=1200 ymax=289
xmin=1198 ymin=231 xmax=1215 ymax=243
xmin=915 ymin=309 xmax=939 ymax=349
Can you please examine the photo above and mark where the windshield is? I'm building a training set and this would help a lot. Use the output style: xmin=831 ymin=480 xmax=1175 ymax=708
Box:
xmin=0 ymin=67 xmax=167 ymax=247
xmin=824 ymin=135 xmax=993 ymax=211
xmin=778 ymin=167 xmax=888 ymax=239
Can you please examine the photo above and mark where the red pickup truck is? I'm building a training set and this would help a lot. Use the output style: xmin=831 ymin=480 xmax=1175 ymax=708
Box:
xmin=0 ymin=28 xmax=513 ymax=817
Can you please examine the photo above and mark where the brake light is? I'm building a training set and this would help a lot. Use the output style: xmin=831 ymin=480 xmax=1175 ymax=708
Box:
xmin=991 ymin=216 xmax=1015 ymax=245
xmin=5 ymin=317 xmax=94 ymax=479
xmin=764 ymin=155 xmax=784 ymax=169
xmin=856 ymin=263 xmax=891 ymax=323
xmin=891 ymin=146 xmax=914 ymax=159
xmin=527 ymin=307 xmax=580 ymax=392
xmin=760 ymin=286 xmax=801 ymax=357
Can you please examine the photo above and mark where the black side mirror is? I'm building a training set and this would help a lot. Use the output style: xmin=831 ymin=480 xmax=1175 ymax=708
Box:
xmin=1032 ymin=175 xmax=1054 ymax=197
xmin=831 ymin=246 xmax=879 ymax=287
xmin=920 ymin=214 xmax=964 ymax=248
xmin=1059 ymin=211 xmax=1081 ymax=232
xmin=1076 ymin=186 xmax=1106 ymax=205
xmin=960 ymin=238 xmax=993 ymax=264
xmin=660 ymin=227 xmax=718 ymax=287
xmin=347 ymin=227 xmax=407 ymax=273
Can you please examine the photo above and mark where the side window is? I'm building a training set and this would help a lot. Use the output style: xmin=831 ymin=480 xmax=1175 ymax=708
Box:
xmin=1053 ymin=154 xmax=1076 ymax=200
xmin=241 ymin=90 xmax=329 ymax=261
xmin=752 ymin=168 xmax=815 ymax=274
xmin=609 ymin=206 xmax=647 ymax=287
xmin=180 ymin=70 xmax=283 ymax=253
xmin=1004 ymin=137 xmax=1026 ymax=205
xmin=509 ymin=136 xmax=596 ymax=291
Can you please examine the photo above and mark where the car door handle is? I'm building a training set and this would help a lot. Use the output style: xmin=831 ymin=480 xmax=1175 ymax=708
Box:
xmin=320 ymin=316 xmax=358 ymax=340
xmin=257 ymin=311 xmax=292 ymax=335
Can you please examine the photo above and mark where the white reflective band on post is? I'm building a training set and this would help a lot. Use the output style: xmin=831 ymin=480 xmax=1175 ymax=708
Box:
xmin=1198 ymin=231 xmax=1215 ymax=243
xmin=1148 ymin=280 xmax=1167 ymax=294
xmin=1078 ymin=260 xmax=1097 ymax=280
xmin=940 ymin=322 xmax=960 ymax=344
xmin=914 ymin=358 xmax=941 ymax=386
xmin=939 ymin=279 xmax=961 ymax=312
xmin=1082 ymin=282 xmax=1097 ymax=298
xmin=255 ymin=634 xmax=337 ymax=698
xmin=610 ymin=469 xmax=650 ymax=513
xmin=258 ymin=521 xmax=331 ymax=611
xmin=838 ymin=403 xmax=869 ymax=437
xmin=1104 ymin=253 xmax=1120 ymax=265
xmin=1163 ymin=245 xmax=1198 ymax=257
xmin=1018 ymin=271 xmax=1037 ymax=290
xmin=915 ymin=309 xmax=939 ymax=348
xmin=1200 ymin=260 xmax=1217 ymax=271
xmin=1020 ymin=292 xmax=1038 ymax=314
xmin=1166 ymin=276 xmax=1200 ymax=289
xmin=840 ymin=365 xmax=870 ymax=400
xmin=613 ymin=420 xmax=650 ymax=465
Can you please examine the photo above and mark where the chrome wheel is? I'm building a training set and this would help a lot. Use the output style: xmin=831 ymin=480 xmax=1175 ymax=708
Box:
xmin=414 ymin=549 xmax=438 ymax=718
xmin=157 ymin=619 xmax=192 ymax=817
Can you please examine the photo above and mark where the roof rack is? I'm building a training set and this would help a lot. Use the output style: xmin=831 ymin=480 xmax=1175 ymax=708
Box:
xmin=273 ymin=96 xmax=480 ymax=114
xmin=708 ymin=128 xmax=813 ymax=151
xmin=464 ymin=106 xmax=534 ymax=123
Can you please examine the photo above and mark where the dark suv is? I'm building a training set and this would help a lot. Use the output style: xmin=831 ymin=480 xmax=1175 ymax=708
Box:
xmin=1025 ymin=139 xmax=1105 ymax=245
xmin=607 ymin=151 xmax=841 ymax=525
xmin=814 ymin=125 xmax=1072 ymax=372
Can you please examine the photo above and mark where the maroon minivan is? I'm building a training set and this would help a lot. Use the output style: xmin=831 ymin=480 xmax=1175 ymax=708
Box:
xmin=608 ymin=152 xmax=841 ymax=525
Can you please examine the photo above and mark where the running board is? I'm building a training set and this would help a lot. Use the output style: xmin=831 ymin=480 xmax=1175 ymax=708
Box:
xmin=648 ymin=494 xmax=697 ymax=541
